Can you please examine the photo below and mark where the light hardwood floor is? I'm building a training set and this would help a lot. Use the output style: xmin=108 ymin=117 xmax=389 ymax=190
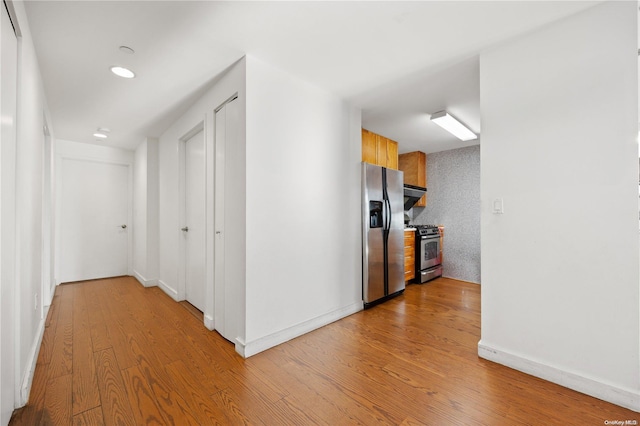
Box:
xmin=9 ymin=276 xmax=639 ymax=425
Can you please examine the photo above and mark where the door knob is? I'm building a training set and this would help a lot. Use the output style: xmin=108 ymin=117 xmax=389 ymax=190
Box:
xmin=121 ymin=224 xmax=127 ymax=229
xmin=181 ymin=226 xmax=189 ymax=232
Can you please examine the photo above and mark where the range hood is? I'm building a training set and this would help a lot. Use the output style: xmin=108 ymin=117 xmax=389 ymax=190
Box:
xmin=404 ymin=184 xmax=426 ymax=210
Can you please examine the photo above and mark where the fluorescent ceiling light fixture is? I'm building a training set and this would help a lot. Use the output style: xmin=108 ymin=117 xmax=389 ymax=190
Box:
xmin=430 ymin=111 xmax=477 ymax=141
xmin=110 ymin=66 xmax=135 ymax=79
xmin=93 ymin=132 xmax=108 ymax=139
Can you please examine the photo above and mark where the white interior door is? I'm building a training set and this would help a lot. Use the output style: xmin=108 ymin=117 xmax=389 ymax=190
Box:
xmin=184 ymin=129 xmax=206 ymax=311
xmin=214 ymin=97 xmax=239 ymax=341
xmin=59 ymin=159 xmax=129 ymax=283
xmin=0 ymin=2 xmax=18 ymax=423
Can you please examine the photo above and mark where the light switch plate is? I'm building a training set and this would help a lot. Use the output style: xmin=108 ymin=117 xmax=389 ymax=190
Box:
xmin=493 ymin=198 xmax=504 ymax=214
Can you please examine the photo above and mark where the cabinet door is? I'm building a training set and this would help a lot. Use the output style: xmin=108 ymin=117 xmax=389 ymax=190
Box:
xmin=362 ymin=129 xmax=377 ymax=164
xmin=362 ymin=128 xmax=399 ymax=170
xmin=375 ymin=135 xmax=387 ymax=167
xmin=386 ymin=140 xmax=398 ymax=170
xmin=417 ymin=152 xmax=426 ymax=206
xmin=403 ymin=231 xmax=415 ymax=281
xmin=398 ymin=151 xmax=427 ymax=206
xmin=377 ymin=135 xmax=399 ymax=170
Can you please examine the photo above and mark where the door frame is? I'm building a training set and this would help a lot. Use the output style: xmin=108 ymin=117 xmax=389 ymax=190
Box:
xmin=209 ymin=93 xmax=238 ymax=336
xmin=177 ymin=121 xmax=205 ymax=303
xmin=41 ymin=118 xmax=54 ymax=310
xmin=54 ymin=153 xmax=133 ymax=285
xmin=174 ymin=94 xmax=235 ymax=331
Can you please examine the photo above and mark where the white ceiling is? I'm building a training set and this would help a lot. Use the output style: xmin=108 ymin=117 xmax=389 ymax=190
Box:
xmin=23 ymin=1 xmax=603 ymax=153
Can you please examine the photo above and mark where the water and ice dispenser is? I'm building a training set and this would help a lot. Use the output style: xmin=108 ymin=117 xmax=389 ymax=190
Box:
xmin=369 ymin=201 xmax=383 ymax=228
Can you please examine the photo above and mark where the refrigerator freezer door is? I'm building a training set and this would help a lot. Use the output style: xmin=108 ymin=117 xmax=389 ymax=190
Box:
xmin=362 ymin=163 xmax=405 ymax=306
xmin=362 ymin=163 xmax=385 ymax=304
xmin=385 ymin=167 xmax=406 ymax=295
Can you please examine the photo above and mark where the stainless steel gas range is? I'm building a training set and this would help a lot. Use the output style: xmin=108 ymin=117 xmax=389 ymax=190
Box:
xmin=414 ymin=225 xmax=442 ymax=283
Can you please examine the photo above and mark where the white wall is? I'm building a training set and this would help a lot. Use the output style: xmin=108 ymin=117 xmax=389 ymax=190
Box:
xmin=133 ymin=140 xmax=148 ymax=281
xmin=0 ymin=4 xmax=18 ymax=424
xmin=0 ymin=1 xmax=57 ymax=417
xmin=413 ymin=145 xmax=481 ymax=283
xmin=242 ymin=56 xmax=362 ymax=356
xmin=479 ymin=1 xmax=639 ymax=411
xmin=147 ymin=139 xmax=159 ymax=285
xmin=157 ymin=58 xmax=246 ymax=337
xmin=12 ymin=0 xmax=54 ymax=409
xmin=133 ymin=137 xmax=159 ymax=286
xmin=156 ymin=55 xmax=362 ymax=357
xmin=55 ymin=139 xmax=134 ymax=163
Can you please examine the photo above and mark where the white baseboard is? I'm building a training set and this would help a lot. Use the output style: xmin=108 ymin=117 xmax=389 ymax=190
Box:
xmin=234 ymin=338 xmax=247 ymax=358
xmin=158 ymin=280 xmax=178 ymax=301
xmin=478 ymin=341 xmax=640 ymax=412
xmin=18 ymin=315 xmax=47 ymax=407
xmin=204 ymin=314 xmax=214 ymax=331
xmin=443 ymin=275 xmax=480 ymax=285
xmin=132 ymin=270 xmax=157 ymax=288
xmin=236 ymin=301 xmax=363 ymax=358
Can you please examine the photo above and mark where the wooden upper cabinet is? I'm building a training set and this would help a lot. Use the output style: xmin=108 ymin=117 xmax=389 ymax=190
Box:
xmin=362 ymin=129 xmax=378 ymax=165
xmin=362 ymin=128 xmax=398 ymax=170
xmin=385 ymin=138 xmax=398 ymax=170
xmin=398 ymin=151 xmax=427 ymax=207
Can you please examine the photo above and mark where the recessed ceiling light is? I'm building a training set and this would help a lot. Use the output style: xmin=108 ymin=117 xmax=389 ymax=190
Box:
xmin=119 ymin=45 xmax=135 ymax=55
xmin=93 ymin=127 xmax=110 ymax=139
xmin=110 ymin=66 xmax=135 ymax=79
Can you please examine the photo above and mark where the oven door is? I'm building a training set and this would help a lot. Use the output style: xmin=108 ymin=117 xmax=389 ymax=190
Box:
xmin=420 ymin=235 xmax=441 ymax=270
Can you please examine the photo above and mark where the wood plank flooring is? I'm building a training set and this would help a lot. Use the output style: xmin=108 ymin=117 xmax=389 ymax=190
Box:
xmin=10 ymin=276 xmax=639 ymax=425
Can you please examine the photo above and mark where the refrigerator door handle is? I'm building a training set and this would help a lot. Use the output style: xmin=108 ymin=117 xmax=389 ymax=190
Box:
xmin=381 ymin=198 xmax=386 ymax=231
xmin=385 ymin=198 xmax=392 ymax=231
xmin=381 ymin=196 xmax=388 ymax=231
xmin=381 ymin=167 xmax=389 ymax=231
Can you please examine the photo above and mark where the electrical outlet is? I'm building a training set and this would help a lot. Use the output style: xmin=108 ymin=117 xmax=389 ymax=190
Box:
xmin=34 ymin=294 xmax=38 ymax=311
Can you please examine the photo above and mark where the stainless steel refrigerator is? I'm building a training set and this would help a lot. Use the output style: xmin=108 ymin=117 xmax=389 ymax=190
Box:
xmin=362 ymin=162 xmax=405 ymax=308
